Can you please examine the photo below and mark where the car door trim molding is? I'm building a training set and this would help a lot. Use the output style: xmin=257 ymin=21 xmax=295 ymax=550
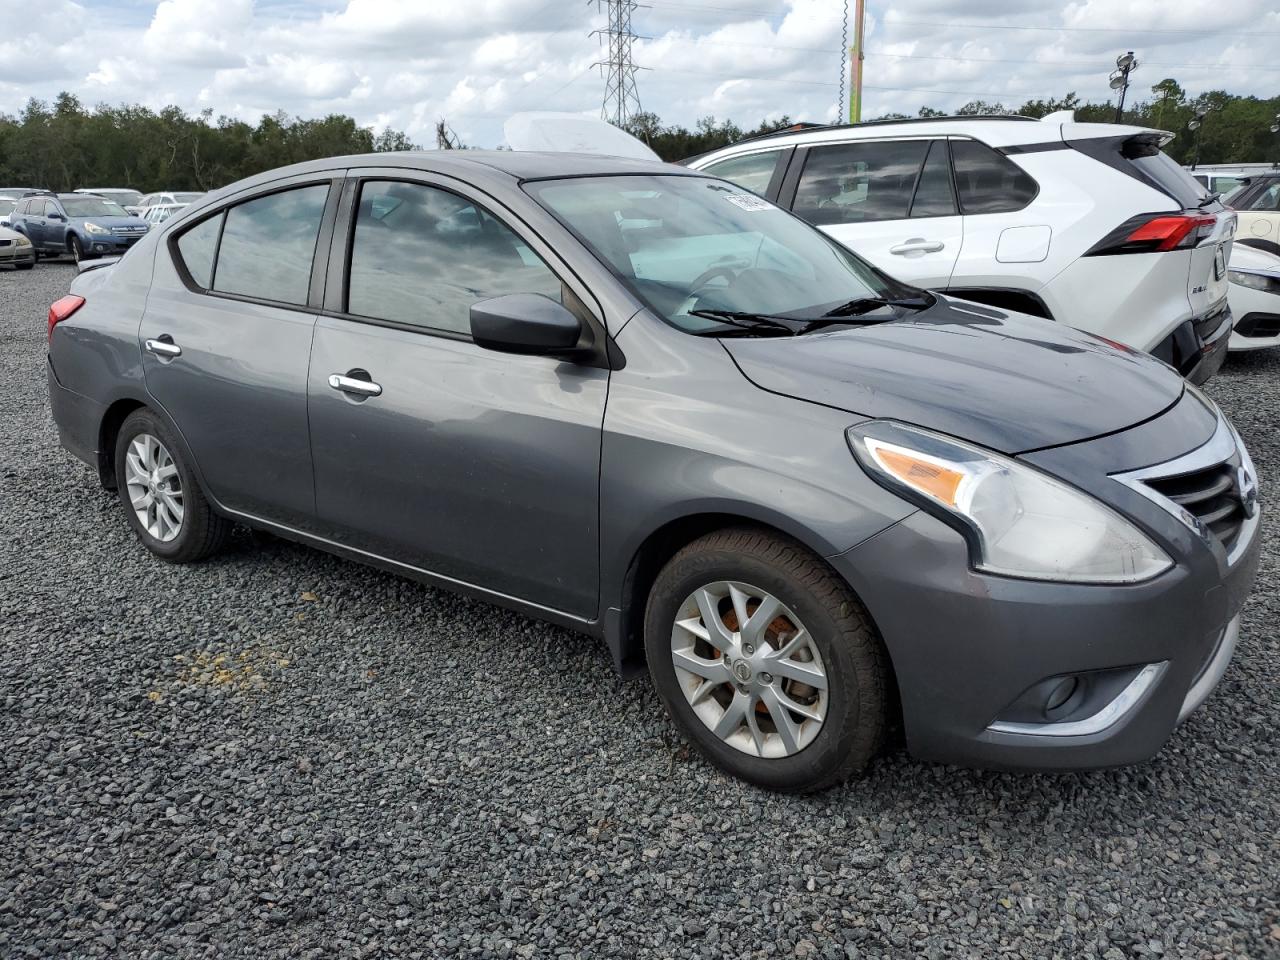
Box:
xmin=216 ymin=504 xmax=600 ymax=635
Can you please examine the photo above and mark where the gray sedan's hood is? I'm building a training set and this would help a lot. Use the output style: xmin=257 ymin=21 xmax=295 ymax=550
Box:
xmin=723 ymin=298 xmax=1184 ymax=454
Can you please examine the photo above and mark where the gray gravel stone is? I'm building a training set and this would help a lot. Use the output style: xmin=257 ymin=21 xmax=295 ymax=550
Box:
xmin=1 ymin=261 xmax=1278 ymax=958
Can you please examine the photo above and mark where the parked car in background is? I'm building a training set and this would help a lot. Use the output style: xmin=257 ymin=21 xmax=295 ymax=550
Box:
xmin=0 ymin=197 xmax=16 ymax=227
xmin=45 ymin=151 xmax=1259 ymax=792
xmin=8 ymin=193 xmax=149 ymax=262
xmin=1227 ymin=242 xmax=1280 ymax=351
xmin=0 ymin=224 xmax=35 ymax=269
xmin=687 ymin=113 xmax=1235 ymax=384
xmin=141 ymin=203 xmax=189 ymax=227
xmin=75 ymin=188 xmax=144 ymax=216
xmin=0 ymin=187 xmax=52 ymax=200
xmin=1189 ymin=170 xmax=1249 ymax=198
xmin=1227 ymin=172 xmax=1280 ymax=258
xmin=138 ymin=191 xmax=205 ymax=211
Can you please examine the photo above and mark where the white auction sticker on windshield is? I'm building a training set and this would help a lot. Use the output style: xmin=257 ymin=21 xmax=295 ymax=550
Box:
xmin=724 ymin=193 xmax=773 ymax=211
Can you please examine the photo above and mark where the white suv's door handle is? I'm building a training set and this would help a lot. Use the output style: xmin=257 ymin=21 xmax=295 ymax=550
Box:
xmin=145 ymin=338 xmax=182 ymax=358
xmin=328 ymin=373 xmax=382 ymax=398
xmin=889 ymin=238 xmax=945 ymax=255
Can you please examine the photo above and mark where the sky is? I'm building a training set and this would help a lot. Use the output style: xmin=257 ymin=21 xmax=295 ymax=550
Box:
xmin=2 ymin=0 xmax=1278 ymax=148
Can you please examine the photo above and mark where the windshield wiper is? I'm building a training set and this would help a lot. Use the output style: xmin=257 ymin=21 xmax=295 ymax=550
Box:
xmin=689 ymin=309 xmax=801 ymax=336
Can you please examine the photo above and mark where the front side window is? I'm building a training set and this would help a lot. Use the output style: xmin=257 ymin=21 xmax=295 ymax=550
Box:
xmin=528 ymin=174 xmax=908 ymax=335
xmin=347 ymin=180 xmax=562 ymax=334
xmin=793 ymin=140 xmax=929 ymax=225
xmin=213 ymin=184 xmax=329 ymax=305
xmin=951 ymin=140 xmax=1038 ymax=214
xmin=701 ymin=150 xmax=784 ymax=198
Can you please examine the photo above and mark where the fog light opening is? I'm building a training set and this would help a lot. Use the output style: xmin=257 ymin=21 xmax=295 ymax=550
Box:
xmin=1043 ymin=676 xmax=1079 ymax=718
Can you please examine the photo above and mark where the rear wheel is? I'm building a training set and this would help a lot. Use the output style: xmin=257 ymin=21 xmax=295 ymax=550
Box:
xmin=114 ymin=409 xmax=231 ymax=562
xmin=644 ymin=528 xmax=889 ymax=793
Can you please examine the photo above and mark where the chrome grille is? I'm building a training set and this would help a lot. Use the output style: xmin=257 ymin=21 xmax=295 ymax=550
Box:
xmin=1144 ymin=460 xmax=1246 ymax=552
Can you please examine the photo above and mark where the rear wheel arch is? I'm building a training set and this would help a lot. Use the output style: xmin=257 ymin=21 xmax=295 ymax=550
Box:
xmin=98 ymin=399 xmax=147 ymax=488
xmin=1236 ymin=237 xmax=1280 ymax=258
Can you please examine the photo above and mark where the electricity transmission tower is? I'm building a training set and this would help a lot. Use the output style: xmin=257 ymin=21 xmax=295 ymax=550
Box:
xmin=590 ymin=0 xmax=648 ymax=127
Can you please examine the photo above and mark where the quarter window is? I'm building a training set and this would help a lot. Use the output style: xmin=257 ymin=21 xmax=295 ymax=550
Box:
xmin=176 ymin=213 xmax=222 ymax=289
xmin=701 ymin=150 xmax=784 ymax=197
xmin=347 ymin=180 xmax=562 ymax=335
xmin=793 ymin=140 xmax=929 ymax=225
xmin=212 ymin=185 xmax=329 ymax=305
xmin=950 ymin=139 xmax=1038 ymax=214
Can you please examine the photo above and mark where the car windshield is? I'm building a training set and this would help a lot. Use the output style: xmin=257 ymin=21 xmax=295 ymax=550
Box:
xmin=61 ymin=197 xmax=128 ymax=218
xmin=0 ymin=200 xmax=14 ymax=215
xmin=526 ymin=174 xmax=906 ymax=334
xmin=173 ymin=192 xmax=204 ymax=203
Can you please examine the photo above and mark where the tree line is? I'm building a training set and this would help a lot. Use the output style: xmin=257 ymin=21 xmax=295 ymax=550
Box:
xmin=0 ymin=93 xmax=417 ymax=193
xmin=629 ymin=81 xmax=1280 ymax=165
xmin=1 ymin=81 xmax=1276 ymax=193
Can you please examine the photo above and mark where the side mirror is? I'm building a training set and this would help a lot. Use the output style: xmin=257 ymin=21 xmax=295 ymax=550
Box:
xmin=48 ymin=212 xmax=65 ymax=221
xmin=470 ymin=293 xmax=587 ymax=359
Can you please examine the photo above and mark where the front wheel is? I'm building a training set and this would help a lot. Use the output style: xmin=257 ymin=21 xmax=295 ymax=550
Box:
xmin=69 ymin=235 xmax=85 ymax=264
xmin=644 ymin=529 xmax=889 ymax=793
xmin=114 ymin=409 xmax=231 ymax=562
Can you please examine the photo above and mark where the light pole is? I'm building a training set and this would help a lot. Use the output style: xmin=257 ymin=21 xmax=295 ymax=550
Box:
xmin=1272 ymin=113 xmax=1280 ymax=169
xmin=1109 ymin=51 xmax=1138 ymax=124
xmin=1188 ymin=108 xmax=1209 ymax=169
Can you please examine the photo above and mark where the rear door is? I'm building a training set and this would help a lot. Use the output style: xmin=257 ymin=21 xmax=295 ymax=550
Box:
xmin=781 ymin=138 xmax=963 ymax=288
xmin=305 ymin=172 xmax=608 ymax=618
xmin=141 ymin=174 xmax=340 ymax=528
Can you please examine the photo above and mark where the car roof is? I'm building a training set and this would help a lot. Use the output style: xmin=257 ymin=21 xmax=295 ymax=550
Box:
xmin=688 ymin=114 xmax=1169 ymax=162
xmin=223 ymin=149 xmax=692 ymax=193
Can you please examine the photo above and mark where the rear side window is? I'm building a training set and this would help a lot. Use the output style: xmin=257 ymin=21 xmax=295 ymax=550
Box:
xmin=951 ymin=140 xmax=1038 ymax=214
xmin=212 ymin=185 xmax=329 ymax=305
xmin=1242 ymin=182 xmax=1280 ymax=212
xmin=346 ymin=180 xmax=562 ymax=335
xmin=177 ymin=214 xmax=222 ymax=289
xmin=794 ymin=140 xmax=928 ymax=225
xmin=701 ymin=150 xmax=784 ymax=197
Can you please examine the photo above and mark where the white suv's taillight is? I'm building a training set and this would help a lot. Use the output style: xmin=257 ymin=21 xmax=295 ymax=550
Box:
xmin=1085 ymin=212 xmax=1217 ymax=256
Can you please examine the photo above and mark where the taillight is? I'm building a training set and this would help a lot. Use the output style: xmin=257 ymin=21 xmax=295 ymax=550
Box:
xmin=48 ymin=295 xmax=85 ymax=342
xmin=1085 ymin=212 xmax=1217 ymax=256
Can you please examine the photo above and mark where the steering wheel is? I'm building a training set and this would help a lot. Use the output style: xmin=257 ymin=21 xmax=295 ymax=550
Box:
xmin=688 ymin=265 xmax=739 ymax=298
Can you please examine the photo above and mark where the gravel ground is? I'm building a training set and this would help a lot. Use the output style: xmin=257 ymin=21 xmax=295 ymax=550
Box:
xmin=1 ymin=260 xmax=1278 ymax=960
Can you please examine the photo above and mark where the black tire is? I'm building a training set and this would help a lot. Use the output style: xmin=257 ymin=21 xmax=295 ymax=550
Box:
xmin=114 ymin=409 xmax=231 ymax=563
xmin=69 ymin=235 xmax=85 ymax=264
xmin=644 ymin=528 xmax=889 ymax=793
xmin=16 ymin=262 xmax=33 ymax=271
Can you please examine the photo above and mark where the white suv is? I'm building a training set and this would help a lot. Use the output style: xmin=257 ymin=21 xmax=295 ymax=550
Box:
xmin=688 ymin=113 xmax=1235 ymax=384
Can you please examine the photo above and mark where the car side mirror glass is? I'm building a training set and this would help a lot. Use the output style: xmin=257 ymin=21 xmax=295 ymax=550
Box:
xmin=470 ymin=293 xmax=586 ymax=359
xmin=49 ymin=213 xmax=64 ymax=221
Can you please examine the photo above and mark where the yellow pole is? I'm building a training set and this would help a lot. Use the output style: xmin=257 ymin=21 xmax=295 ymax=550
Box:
xmin=849 ymin=0 xmax=865 ymax=123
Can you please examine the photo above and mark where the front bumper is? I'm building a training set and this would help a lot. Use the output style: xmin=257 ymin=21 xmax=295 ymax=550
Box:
xmin=1229 ymin=311 xmax=1280 ymax=352
xmin=84 ymin=234 xmax=144 ymax=256
xmin=834 ymin=398 xmax=1260 ymax=772
xmin=0 ymin=244 xmax=35 ymax=266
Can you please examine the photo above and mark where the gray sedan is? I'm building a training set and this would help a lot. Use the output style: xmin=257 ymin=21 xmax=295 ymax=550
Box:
xmin=45 ymin=151 xmax=1259 ymax=791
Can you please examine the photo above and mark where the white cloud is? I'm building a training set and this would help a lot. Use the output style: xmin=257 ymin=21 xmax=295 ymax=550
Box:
xmin=0 ymin=0 xmax=1276 ymax=148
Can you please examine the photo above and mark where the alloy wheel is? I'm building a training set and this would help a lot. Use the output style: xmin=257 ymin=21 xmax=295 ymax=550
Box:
xmin=124 ymin=433 xmax=184 ymax=542
xmin=669 ymin=580 xmax=828 ymax=758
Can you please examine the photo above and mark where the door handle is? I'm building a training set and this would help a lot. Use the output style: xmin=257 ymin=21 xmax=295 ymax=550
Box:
xmin=889 ymin=238 xmax=945 ymax=255
xmin=145 ymin=338 xmax=182 ymax=358
xmin=328 ymin=373 xmax=382 ymax=398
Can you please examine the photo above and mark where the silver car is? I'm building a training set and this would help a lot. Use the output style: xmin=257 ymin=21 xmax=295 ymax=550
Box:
xmin=46 ymin=151 xmax=1259 ymax=791
xmin=0 ymin=224 xmax=35 ymax=269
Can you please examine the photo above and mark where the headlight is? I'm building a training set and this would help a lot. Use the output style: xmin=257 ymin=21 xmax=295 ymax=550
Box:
xmin=1228 ymin=269 xmax=1280 ymax=294
xmin=848 ymin=421 xmax=1172 ymax=584
xmin=84 ymin=222 xmax=110 ymax=235
xmin=14 ymin=235 xmax=30 ymax=247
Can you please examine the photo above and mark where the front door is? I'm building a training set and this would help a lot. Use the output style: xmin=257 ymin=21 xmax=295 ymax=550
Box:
xmin=784 ymin=138 xmax=963 ymax=289
xmin=140 ymin=178 xmax=338 ymax=527
xmin=307 ymin=176 xmax=607 ymax=618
